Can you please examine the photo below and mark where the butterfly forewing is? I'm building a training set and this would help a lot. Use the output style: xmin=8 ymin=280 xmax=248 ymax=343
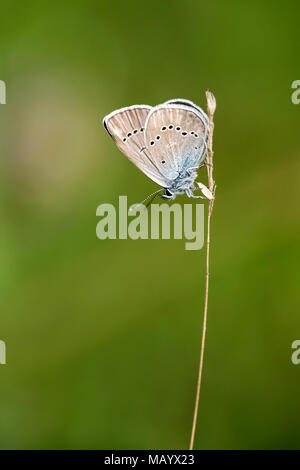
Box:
xmin=103 ymin=105 xmax=170 ymax=187
xmin=144 ymin=104 xmax=208 ymax=182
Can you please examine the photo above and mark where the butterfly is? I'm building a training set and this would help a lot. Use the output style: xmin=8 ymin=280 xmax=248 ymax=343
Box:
xmin=102 ymin=98 xmax=213 ymax=206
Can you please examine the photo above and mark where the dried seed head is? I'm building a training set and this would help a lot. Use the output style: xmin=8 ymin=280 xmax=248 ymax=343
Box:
xmin=206 ymin=91 xmax=216 ymax=116
xmin=197 ymin=182 xmax=214 ymax=200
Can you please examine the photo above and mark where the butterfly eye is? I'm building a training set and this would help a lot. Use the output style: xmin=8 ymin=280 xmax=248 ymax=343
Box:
xmin=168 ymin=125 xmax=173 ymax=129
xmin=182 ymin=131 xmax=187 ymax=136
xmin=156 ymin=135 xmax=160 ymax=140
xmin=161 ymin=126 xmax=167 ymax=131
xmin=161 ymin=160 xmax=166 ymax=164
xmin=191 ymin=131 xmax=194 ymax=135
xmin=133 ymin=129 xmax=138 ymax=134
xmin=140 ymin=127 xmax=144 ymax=132
xmin=127 ymin=132 xmax=132 ymax=137
xmin=123 ymin=138 xmax=126 ymax=142
xmin=176 ymin=126 xmax=181 ymax=131
xmin=194 ymin=133 xmax=198 ymax=138
xmin=150 ymin=141 xmax=155 ymax=146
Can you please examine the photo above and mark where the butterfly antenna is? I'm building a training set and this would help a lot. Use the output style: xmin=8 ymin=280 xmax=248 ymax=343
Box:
xmin=129 ymin=188 xmax=164 ymax=212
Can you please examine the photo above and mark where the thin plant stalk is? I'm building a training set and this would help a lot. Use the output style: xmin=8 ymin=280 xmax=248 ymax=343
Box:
xmin=189 ymin=91 xmax=216 ymax=451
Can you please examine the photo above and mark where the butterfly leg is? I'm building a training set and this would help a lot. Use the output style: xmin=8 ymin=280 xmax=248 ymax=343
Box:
xmin=185 ymin=188 xmax=205 ymax=199
xmin=186 ymin=163 xmax=205 ymax=175
xmin=187 ymin=162 xmax=212 ymax=175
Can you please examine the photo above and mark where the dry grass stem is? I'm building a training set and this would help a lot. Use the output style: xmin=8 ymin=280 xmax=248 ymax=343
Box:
xmin=189 ymin=91 xmax=216 ymax=450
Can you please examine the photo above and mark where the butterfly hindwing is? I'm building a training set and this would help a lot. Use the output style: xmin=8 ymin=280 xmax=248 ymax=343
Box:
xmin=163 ymin=98 xmax=208 ymax=125
xmin=144 ymin=102 xmax=208 ymax=181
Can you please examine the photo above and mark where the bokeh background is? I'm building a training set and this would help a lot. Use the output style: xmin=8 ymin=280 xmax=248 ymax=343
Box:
xmin=0 ymin=0 xmax=299 ymax=450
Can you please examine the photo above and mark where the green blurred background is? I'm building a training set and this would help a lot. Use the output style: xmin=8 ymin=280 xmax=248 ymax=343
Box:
xmin=0 ymin=0 xmax=299 ymax=450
